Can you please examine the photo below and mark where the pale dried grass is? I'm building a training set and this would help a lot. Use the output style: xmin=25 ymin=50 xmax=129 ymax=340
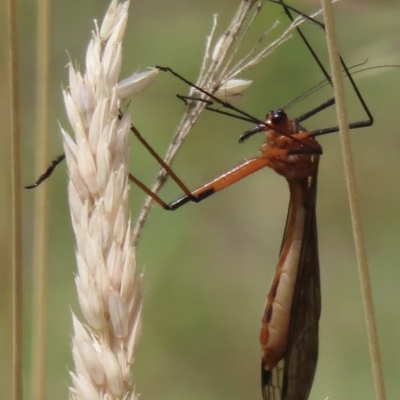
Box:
xmin=62 ymin=1 xmax=147 ymax=398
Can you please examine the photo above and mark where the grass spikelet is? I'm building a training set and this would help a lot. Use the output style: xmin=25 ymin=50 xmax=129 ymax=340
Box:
xmin=62 ymin=1 xmax=145 ymax=398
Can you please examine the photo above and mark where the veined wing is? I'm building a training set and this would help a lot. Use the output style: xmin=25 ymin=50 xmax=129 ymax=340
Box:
xmin=262 ymin=159 xmax=321 ymax=400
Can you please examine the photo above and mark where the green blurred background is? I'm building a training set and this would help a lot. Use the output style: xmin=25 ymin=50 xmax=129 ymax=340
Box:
xmin=4 ymin=0 xmax=400 ymax=398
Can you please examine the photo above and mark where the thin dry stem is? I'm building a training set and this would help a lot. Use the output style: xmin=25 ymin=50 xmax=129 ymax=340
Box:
xmin=226 ymin=7 xmax=324 ymax=81
xmin=30 ymin=0 xmax=51 ymax=397
xmin=1 ymin=3 xmax=14 ymax=400
xmin=64 ymin=1 xmax=146 ymax=398
xmin=7 ymin=0 xmax=23 ymax=398
xmin=132 ymin=0 xmax=313 ymax=245
xmin=321 ymin=1 xmax=386 ymax=399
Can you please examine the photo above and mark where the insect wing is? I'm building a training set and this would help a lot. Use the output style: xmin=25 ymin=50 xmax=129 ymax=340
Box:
xmin=283 ymin=160 xmax=321 ymax=399
xmin=262 ymin=159 xmax=321 ymax=400
xmin=262 ymin=358 xmax=284 ymax=400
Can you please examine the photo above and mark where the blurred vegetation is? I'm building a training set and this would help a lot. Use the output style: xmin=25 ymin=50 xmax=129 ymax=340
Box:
xmin=1 ymin=0 xmax=400 ymax=399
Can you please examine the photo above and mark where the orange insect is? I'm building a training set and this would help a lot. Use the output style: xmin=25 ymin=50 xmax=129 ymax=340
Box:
xmin=140 ymin=3 xmax=371 ymax=398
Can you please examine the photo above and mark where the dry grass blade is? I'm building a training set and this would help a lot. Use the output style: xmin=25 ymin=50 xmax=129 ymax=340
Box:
xmin=321 ymin=1 xmax=387 ymax=399
xmin=30 ymin=0 xmax=51 ymax=398
xmin=1 ymin=2 xmax=15 ymax=398
xmin=6 ymin=0 xmax=24 ymax=398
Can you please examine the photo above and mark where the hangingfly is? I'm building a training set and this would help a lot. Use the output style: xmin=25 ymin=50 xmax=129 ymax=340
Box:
xmin=143 ymin=2 xmax=372 ymax=398
xmin=257 ymin=111 xmax=321 ymax=400
xmin=131 ymin=105 xmax=325 ymax=400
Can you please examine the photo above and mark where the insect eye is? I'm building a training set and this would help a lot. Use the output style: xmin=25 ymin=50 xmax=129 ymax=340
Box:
xmin=270 ymin=109 xmax=287 ymax=124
